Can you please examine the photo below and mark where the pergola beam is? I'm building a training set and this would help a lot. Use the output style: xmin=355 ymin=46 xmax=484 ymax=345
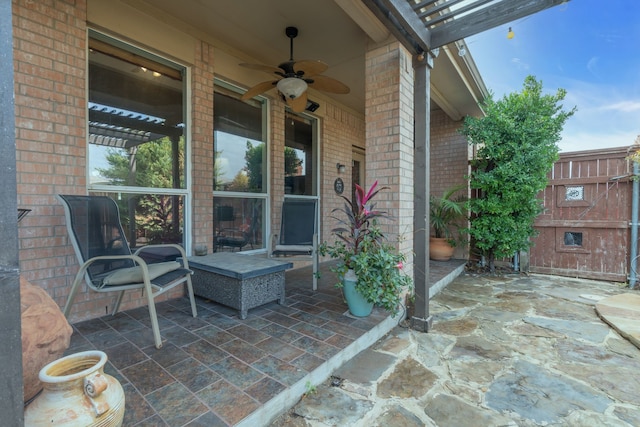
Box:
xmin=363 ymin=0 xmax=432 ymax=54
xmin=431 ymin=0 xmax=570 ymax=48
xmin=416 ymin=0 xmax=466 ymax=20
xmin=365 ymin=0 xmax=570 ymax=52
xmin=88 ymin=109 xmax=184 ymax=140
xmin=424 ymin=0 xmax=494 ymax=28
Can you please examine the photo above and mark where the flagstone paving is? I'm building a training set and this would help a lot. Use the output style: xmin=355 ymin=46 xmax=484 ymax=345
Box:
xmin=272 ymin=273 xmax=640 ymax=426
xmin=596 ymin=292 xmax=640 ymax=349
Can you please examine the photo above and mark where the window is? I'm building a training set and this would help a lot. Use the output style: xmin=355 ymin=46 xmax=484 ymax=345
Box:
xmin=564 ymin=231 xmax=583 ymax=246
xmin=213 ymin=85 xmax=267 ymax=252
xmin=558 ymin=185 xmax=589 ymax=207
xmin=87 ymin=31 xmax=188 ymax=248
xmin=214 ymin=89 xmax=266 ymax=192
xmin=284 ymin=112 xmax=317 ymax=196
xmin=565 ymin=186 xmax=584 ymax=201
xmin=557 ymin=228 xmax=589 ymax=253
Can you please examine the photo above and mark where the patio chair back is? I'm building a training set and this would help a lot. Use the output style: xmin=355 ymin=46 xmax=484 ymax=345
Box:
xmin=57 ymin=194 xmax=197 ymax=349
xmin=269 ymin=198 xmax=319 ymax=290
xmin=61 ymin=195 xmax=135 ymax=284
xmin=279 ymin=199 xmax=317 ymax=246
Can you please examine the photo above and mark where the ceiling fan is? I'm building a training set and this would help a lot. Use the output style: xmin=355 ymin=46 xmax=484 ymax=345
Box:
xmin=240 ymin=26 xmax=350 ymax=112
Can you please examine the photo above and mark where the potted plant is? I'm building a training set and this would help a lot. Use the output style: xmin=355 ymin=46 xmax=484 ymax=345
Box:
xmin=320 ymin=181 xmax=413 ymax=317
xmin=429 ymin=184 xmax=467 ymax=261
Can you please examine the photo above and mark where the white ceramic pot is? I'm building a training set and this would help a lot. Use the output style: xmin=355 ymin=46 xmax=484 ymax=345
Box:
xmin=24 ymin=350 xmax=125 ymax=427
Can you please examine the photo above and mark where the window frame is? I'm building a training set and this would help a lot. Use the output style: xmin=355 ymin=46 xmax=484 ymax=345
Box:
xmin=86 ymin=29 xmax=192 ymax=251
xmin=284 ymin=110 xmax=320 ymax=199
xmin=213 ymin=80 xmax=270 ymax=254
xmin=556 ymin=227 xmax=590 ymax=254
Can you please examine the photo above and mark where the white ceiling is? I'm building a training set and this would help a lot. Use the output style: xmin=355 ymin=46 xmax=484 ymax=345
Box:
xmin=127 ymin=0 xmax=486 ymax=118
xmin=139 ymin=0 xmax=371 ymax=113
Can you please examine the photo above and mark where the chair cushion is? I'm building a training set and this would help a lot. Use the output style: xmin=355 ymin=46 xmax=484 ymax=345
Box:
xmin=274 ymin=244 xmax=314 ymax=254
xmin=102 ymin=261 xmax=181 ymax=286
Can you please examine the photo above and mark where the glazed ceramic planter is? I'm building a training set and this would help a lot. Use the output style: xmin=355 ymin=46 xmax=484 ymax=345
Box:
xmin=24 ymin=351 xmax=125 ymax=427
xmin=342 ymin=269 xmax=374 ymax=317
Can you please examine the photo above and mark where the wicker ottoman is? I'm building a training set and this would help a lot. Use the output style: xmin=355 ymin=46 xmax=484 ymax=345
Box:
xmin=187 ymin=253 xmax=293 ymax=319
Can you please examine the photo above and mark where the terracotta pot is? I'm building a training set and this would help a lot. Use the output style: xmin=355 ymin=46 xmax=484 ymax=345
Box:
xmin=24 ymin=351 xmax=125 ymax=427
xmin=20 ymin=276 xmax=72 ymax=403
xmin=429 ymin=237 xmax=455 ymax=261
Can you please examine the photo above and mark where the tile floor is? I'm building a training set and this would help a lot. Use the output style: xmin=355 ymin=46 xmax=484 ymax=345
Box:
xmin=64 ymin=259 xmax=464 ymax=426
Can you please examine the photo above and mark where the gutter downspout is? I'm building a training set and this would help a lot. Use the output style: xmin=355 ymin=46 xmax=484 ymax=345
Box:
xmin=629 ymin=161 xmax=639 ymax=289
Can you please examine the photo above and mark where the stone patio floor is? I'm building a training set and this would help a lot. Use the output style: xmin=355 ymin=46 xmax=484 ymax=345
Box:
xmin=62 ymin=259 xmax=464 ymax=426
xmin=273 ymin=273 xmax=640 ymax=426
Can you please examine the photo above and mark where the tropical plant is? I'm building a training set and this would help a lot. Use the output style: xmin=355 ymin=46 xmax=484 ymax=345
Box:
xmin=460 ymin=75 xmax=575 ymax=272
xmin=429 ymin=184 xmax=467 ymax=242
xmin=326 ymin=180 xmax=388 ymax=261
xmin=319 ymin=181 xmax=413 ymax=315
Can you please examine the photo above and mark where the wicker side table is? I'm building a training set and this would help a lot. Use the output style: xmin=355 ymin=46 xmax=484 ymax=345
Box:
xmin=187 ymin=253 xmax=293 ymax=319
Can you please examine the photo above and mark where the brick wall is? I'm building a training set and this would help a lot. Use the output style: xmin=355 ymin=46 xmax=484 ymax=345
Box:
xmin=365 ymin=40 xmax=414 ymax=270
xmin=429 ymin=108 xmax=469 ymax=259
xmin=12 ymin=0 xmax=199 ymax=321
xmin=12 ymin=2 xmax=459 ymax=320
xmin=13 ymin=0 xmax=89 ymax=312
xmin=429 ymin=109 xmax=468 ymax=197
xmin=320 ymin=103 xmax=365 ymax=244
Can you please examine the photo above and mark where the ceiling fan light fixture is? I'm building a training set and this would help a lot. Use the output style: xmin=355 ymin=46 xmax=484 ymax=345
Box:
xmin=277 ymin=77 xmax=307 ymax=99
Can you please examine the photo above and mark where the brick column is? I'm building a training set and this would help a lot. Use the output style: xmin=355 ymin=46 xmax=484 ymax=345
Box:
xmin=270 ymin=99 xmax=286 ymax=234
xmin=192 ymin=41 xmax=215 ymax=252
xmin=364 ymin=41 xmax=414 ymax=269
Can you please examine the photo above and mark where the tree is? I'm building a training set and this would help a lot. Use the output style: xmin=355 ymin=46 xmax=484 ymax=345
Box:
xmin=284 ymin=146 xmax=303 ymax=176
xmin=243 ymin=142 xmax=301 ymax=192
xmin=244 ymin=141 xmax=263 ymax=191
xmin=98 ymin=137 xmax=184 ymax=244
xmin=460 ymin=76 xmax=576 ymax=272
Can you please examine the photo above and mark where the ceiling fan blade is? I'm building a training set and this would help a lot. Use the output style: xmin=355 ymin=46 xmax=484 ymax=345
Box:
xmin=293 ymin=60 xmax=328 ymax=77
xmin=308 ymin=75 xmax=350 ymax=94
xmin=286 ymin=92 xmax=308 ymax=113
xmin=239 ymin=63 xmax=284 ymax=76
xmin=241 ymin=80 xmax=278 ymax=100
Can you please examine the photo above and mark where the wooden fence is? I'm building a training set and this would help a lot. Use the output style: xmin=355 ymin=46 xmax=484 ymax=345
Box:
xmin=529 ymin=146 xmax=635 ymax=282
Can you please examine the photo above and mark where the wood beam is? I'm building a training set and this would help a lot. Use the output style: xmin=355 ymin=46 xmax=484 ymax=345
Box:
xmin=411 ymin=54 xmax=433 ymax=332
xmin=417 ymin=0 xmax=466 ymax=20
xmin=363 ymin=0 xmax=432 ymax=53
xmin=0 ymin=0 xmax=24 ymax=423
xmin=425 ymin=0 xmax=494 ymax=27
xmin=412 ymin=0 xmax=438 ymax=12
xmin=431 ymin=0 xmax=570 ymax=48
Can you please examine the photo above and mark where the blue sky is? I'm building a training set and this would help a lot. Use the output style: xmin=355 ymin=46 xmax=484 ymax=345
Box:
xmin=466 ymin=0 xmax=640 ymax=152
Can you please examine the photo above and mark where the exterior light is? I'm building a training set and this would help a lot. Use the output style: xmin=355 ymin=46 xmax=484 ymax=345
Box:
xmin=336 ymin=163 xmax=346 ymax=173
xmin=507 ymin=27 xmax=515 ymax=39
xmin=277 ymin=77 xmax=308 ymax=99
